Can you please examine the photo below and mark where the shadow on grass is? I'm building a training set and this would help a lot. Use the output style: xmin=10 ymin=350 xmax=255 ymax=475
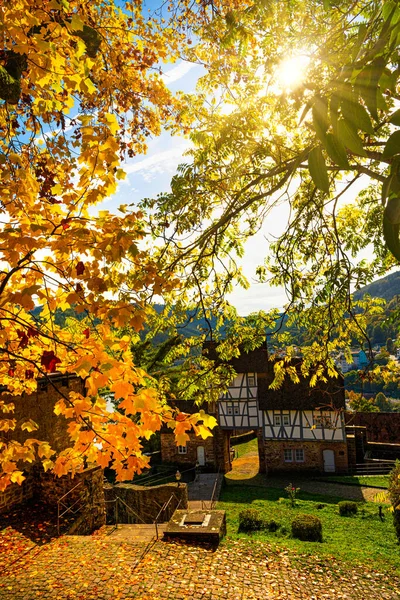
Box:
xmin=222 ymin=472 xmax=368 ymax=504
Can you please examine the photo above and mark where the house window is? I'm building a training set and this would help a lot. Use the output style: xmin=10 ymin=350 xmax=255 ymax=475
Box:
xmin=178 ymin=445 xmax=187 ymax=454
xmin=295 ymin=448 xmax=304 ymax=462
xmin=274 ymin=413 xmax=290 ymax=426
xmin=284 ymin=449 xmax=293 ymax=462
xmin=247 ymin=373 xmax=256 ymax=387
xmin=227 ymin=404 xmax=240 ymax=415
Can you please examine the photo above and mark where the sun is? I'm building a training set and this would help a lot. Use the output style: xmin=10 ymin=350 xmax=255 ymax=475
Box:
xmin=275 ymin=54 xmax=310 ymax=92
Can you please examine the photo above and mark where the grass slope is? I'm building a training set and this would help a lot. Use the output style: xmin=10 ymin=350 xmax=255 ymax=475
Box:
xmin=220 ymin=438 xmax=398 ymax=572
xmin=218 ymin=485 xmax=399 ymax=572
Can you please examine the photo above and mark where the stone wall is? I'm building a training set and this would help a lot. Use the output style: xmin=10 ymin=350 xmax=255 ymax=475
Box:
xmin=2 ymin=375 xmax=83 ymax=452
xmin=104 ymin=482 xmax=188 ymax=524
xmin=346 ymin=434 xmax=357 ymax=469
xmin=0 ymin=476 xmax=35 ymax=513
xmin=264 ymin=440 xmax=349 ymax=474
xmin=345 ymin=412 xmax=400 ymax=444
xmin=256 ymin=429 xmax=266 ymax=474
xmin=160 ymin=428 xmax=231 ymax=473
xmin=0 ymin=465 xmax=105 ymax=533
xmin=0 ymin=376 xmax=84 ymax=513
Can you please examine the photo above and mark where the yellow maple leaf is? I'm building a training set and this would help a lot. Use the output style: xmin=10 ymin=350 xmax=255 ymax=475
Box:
xmin=10 ymin=471 xmax=25 ymax=485
xmin=21 ymin=419 xmax=39 ymax=432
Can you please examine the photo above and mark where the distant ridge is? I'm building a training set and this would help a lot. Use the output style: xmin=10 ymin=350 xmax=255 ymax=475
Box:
xmin=353 ymin=271 xmax=400 ymax=303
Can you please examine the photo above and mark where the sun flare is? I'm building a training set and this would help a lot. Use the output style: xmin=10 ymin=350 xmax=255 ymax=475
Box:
xmin=276 ymin=54 xmax=310 ymax=92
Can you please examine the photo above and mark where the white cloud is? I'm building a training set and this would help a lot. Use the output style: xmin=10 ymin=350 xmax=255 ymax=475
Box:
xmin=161 ymin=61 xmax=196 ymax=84
xmin=123 ymin=142 xmax=191 ymax=182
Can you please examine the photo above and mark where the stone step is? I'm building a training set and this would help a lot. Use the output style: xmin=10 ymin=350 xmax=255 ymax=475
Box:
xmin=66 ymin=523 xmax=168 ymax=544
xmin=104 ymin=523 xmax=167 ymax=541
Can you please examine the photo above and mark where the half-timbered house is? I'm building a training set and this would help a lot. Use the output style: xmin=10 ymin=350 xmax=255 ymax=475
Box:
xmin=160 ymin=343 xmax=348 ymax=475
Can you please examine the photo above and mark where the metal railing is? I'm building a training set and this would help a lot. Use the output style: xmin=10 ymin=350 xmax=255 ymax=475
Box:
xmin=154 ymin=492 xmax=182 ymax=539
xmin=349 ymin=459 xmax=395 ymax=475
xmin=57 ymin=481 xmax=83 ymax=535
xmin=201 ymin=470 xmax=221 ymax=510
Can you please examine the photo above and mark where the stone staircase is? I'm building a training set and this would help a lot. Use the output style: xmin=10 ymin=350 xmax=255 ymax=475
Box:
xmin=187 ymin=473 xmax=223 ymax=509
xmin=75 ymin=523 xmax=168 ymax=543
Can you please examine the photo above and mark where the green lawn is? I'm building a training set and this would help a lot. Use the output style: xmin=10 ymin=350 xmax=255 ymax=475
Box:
xmin=232 ymin=436 xmax=258 ymax=459
xmin=317 ymin=474 xmax=389 ymax=489
xmin=217 ymin=484 xmax=399 ymax=573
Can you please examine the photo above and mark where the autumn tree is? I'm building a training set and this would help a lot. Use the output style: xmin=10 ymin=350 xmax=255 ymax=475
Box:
xmin=0 ymin=0 xmax=251 ymax=491
xmin=375 ymin=391 xmax=391 ymax=411
xmin=347 ymin=391 xmax=379 ymax=412
xmin=145 ymin=0 xmax=400 ymax=377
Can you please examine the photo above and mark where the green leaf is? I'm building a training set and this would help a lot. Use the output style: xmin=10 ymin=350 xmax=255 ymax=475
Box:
xmin=330 ymin=93 xmax=340 ymax=135
xmin=383 ymin=131 xmax=400 ymax=158
xmin=312 ymin=96 xmax=329 ymax=142
xmin=383 ymin=214 xmax=400 ymax=262
xmin=384 ymin=197 xmax=400 ymax=225
xmin=71 ymin=14 xmax=85 ymax=32
xmin=389 ymin=109 xmax=400 ymax=127
xmin=337 ymin=119 xmax=367 ymax=156
xmin=341 ymin=98 xmax=373 ymax=134
xmin=323 ymin=133 xmax=350 ymax=169
xmin=382 ymin=175 xmax=394 ymax=204
xmin=308 ymin=147 xmax=330 ymax=193
xmin=356 ymin=59 xmax=386 ymax=121
xmin=382 ymin=0 xmax=397 ymax=23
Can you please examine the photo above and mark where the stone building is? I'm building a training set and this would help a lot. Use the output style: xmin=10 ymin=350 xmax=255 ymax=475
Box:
xmin=160 ymin=343 xmax=349 ymax=475
xmin=160 ymin=399 xmax=232 ymax=473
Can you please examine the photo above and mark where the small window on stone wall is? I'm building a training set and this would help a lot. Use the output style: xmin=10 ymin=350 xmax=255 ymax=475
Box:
xmin=284 ymin=448 xmax=293 ymax=462
xmin=178 ymin=445 xmax=187 ymax=454
xmin=295 ymin=448 xmax=304 ymax=462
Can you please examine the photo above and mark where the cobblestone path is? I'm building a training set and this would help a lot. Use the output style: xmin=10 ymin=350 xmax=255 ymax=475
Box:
xmin=1 ymin=530 xmax=399 ymax=600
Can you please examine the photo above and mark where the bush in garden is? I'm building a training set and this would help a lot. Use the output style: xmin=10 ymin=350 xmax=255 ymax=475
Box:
xmin=291 ymin=514 xmax=322 ymax=542
xmin=238 ymin=508 xmax=264 ymax=532
xmin=338 ymin=501 xmax=358 ymax=516
xmin=265 ymin=519 xmax=280 ymax=532
xmin=388 ymin=460 xmax=400 ymax=543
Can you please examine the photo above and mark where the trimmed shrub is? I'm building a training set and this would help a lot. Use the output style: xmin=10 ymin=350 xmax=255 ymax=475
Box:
xmin=238 ymin=509 xmax=264 ymax=532
xmin=338 ymin=501 xmax=358 ymax=516
xmin=265 ymin=519 xmax=280 ymax=532
xmin=291 ymin=514 xmax=322 ymax=542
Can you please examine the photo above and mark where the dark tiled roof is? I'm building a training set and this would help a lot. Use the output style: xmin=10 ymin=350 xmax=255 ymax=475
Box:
xmin=257 ymin=361 xmax=345 ymax=411
xmin=202 ymin=341 xmax=269 ymax=373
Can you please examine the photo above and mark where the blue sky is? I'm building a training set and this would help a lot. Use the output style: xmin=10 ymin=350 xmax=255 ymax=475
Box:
xmin=103 ymin=57 xmax=291 ymax=315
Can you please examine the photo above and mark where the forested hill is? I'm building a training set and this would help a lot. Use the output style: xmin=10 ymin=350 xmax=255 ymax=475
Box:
xmin=30 ymin=272 xmax=400 ymax=340
xmin=354 ymin=271 xmax=400 ymax=302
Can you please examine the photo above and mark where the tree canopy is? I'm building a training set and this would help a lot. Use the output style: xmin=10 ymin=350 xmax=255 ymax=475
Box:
xmin=147 ymin=0 xmax=400 ymax=362
xmin=0 ymin=0 xmax=234 ymax=491
xmin=2 ymin=0 xmax=400 ymax=490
